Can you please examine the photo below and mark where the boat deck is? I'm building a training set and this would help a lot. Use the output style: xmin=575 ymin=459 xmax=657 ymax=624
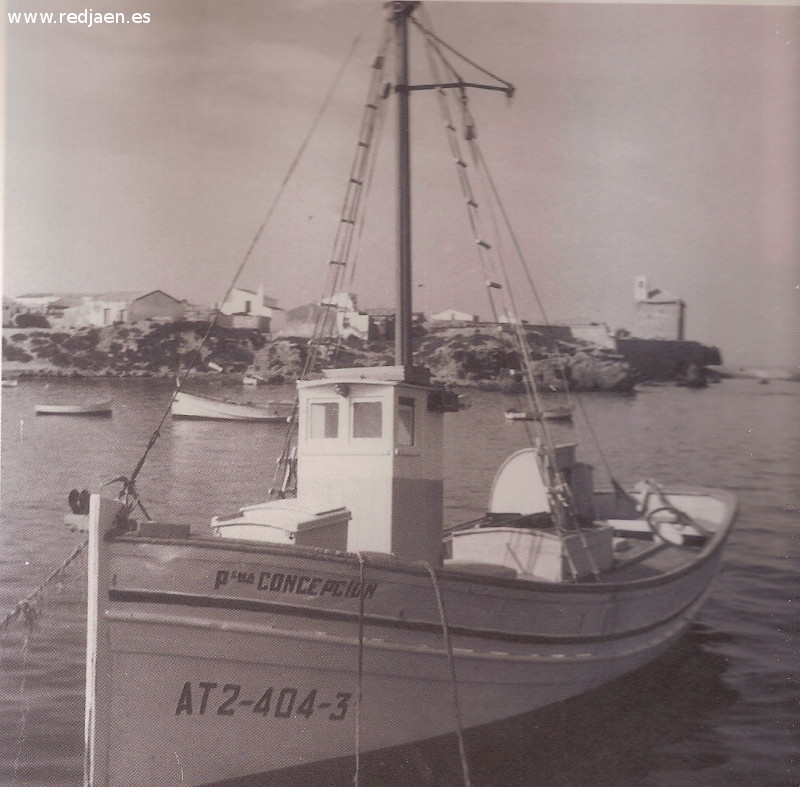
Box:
xmin=444 ymin=510 xmax=711 ymax=585
xmin=602 ymin=539 xmax=699 ymax=581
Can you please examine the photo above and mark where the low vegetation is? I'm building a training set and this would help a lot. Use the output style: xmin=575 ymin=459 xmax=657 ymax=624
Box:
xmin=1 ymin=321 xmax=637 ymax=391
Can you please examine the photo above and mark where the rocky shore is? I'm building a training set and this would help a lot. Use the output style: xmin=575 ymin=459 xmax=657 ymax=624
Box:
xmin=2 ymin=321 xmax=638 ymax=392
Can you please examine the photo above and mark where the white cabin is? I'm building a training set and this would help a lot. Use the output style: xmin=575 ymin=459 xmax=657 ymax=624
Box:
xmin=212 ymin=366 xmax=459 ymax=565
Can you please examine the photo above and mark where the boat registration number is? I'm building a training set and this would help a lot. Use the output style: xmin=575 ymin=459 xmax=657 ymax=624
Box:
xmin=175 ymin=681 xmax=351 ymax=721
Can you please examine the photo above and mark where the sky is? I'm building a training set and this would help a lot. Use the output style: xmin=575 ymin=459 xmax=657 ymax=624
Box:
xmin=3 ymin=0 xmax=798 ymax=368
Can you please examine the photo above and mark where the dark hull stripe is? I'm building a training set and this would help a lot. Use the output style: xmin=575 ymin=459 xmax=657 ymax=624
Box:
xmin=113 ymin=515 xmax=733 ymax=594
xmin=107 ymin=586 xmax=705 ymax=647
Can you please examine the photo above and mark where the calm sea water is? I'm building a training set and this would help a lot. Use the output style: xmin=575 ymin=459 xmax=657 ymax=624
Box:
xmin=1 ymin=377 xmax=797 ymax=786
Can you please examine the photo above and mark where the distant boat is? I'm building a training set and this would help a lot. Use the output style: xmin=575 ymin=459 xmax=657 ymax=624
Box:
xmin=505 ymin=405 xmax=574 ymax=422
xmin=171 ymin=390 xmax=293 ymax=422
xmin=35 ymin=400 xmax=112 ymax=416
xmin=675 ymin=364 xmax=707 ymax=388
xmin=2 ymin=378 xmax=19 ymax=387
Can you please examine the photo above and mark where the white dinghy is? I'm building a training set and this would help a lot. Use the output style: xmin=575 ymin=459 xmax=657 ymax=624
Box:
xmin=83 ymin=4 xmax=736 ymax=785
xmin=171 ymin=390 xmax=293 ymax=422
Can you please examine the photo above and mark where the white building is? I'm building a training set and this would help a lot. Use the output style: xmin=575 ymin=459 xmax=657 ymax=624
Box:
xmin=332 ymin=292 xmax=371 ymax=339
xmin=13 ymin=293 xmax=62 ymax=311
xmin=632 ymin=276 xmax=685 ymax=340
xmin=218 ymin=285 xmax=281 ymax=332
xmin=429 ymin=307 xmax=478 ymax=323
xmin=220 ymin=285 xmax=278 ymax=318
xmin=51 ymin=293 xmax=139 ymax=328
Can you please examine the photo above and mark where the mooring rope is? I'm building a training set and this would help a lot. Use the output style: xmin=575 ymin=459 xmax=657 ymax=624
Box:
xmin=9 ymin=629 xmax=33 ymax=785
xmin=353 ymin=552 xmax=367 ymax=786
xmin=0 ymin=539 xmax=88 ymax=632
xmin=424 ymin=563 xmax=472 ymax=787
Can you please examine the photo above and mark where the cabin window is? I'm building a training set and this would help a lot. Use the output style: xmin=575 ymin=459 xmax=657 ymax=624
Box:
xmin=397 ymin=397 xmax=415 ymax=446
xmin=309 ymin=402 xmax=339 ymax=439
xmin=244 ymin=300 xmax=252 ymax=314
xmin=352 ymin=401 xmax=382 ymax=438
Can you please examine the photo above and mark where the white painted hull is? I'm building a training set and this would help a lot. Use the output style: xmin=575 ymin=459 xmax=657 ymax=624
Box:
xmin=95 ymin=606 xmax=685 ymax=786
xmin=85 ymin=491 xmax=735 ymax=786
xmin=171 ymin=391 xmax=292 ymax=422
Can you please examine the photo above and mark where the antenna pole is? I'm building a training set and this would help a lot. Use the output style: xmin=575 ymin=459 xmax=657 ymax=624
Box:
xmin=393 ymin=1 xmax=417 ymax=379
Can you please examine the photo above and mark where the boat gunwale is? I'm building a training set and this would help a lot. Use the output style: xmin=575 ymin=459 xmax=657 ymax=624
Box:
xmin=105 ymin=580 xmax=709 ymax=647
xmin=107 ymin=486 xmax=736 ymax=595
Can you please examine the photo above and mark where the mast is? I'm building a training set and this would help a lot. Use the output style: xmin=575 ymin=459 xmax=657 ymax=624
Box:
xmin=393 ymin=1 xmax=417 ymax=379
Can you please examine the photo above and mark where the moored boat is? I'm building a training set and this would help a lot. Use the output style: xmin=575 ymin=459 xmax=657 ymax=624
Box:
xmin=504 ymin=405 xmax=574 ymax=422
xmin=82 ymin=5 xmax=737 ymax=785
xmin=35 ymin=400 xmax=112 ymax=416
xmin=171 ymin=390 xmax=293 ymax=422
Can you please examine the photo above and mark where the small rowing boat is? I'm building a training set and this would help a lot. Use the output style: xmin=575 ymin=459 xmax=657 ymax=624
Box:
xmin=35 ymin=400 xmax=112 ymax=416
xmin=171 ymin=390 xmax=293 ymax=422
xmin=504 ymin=405 xmax=574 ymax=422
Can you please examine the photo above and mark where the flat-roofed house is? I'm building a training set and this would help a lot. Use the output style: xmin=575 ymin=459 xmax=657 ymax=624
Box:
xmin=218 ymin=285 xmax=280 ymax=332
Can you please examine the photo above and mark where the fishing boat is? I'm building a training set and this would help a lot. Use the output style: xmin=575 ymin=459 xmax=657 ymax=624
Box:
xmin=2 ymin=377 xmax=19 ymax=387
xmin=35 ymin=400 xmax=112 ymax=416
xmin=171 ymin=390 xmax=293 ymax=422
xmin=504 ymin=405 xmax=573 ymax=422
xmin=83 ymin=5 xmax=736 ymax=785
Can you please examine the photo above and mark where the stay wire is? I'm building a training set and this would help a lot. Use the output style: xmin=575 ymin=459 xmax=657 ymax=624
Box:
xmin=123 ymin=16 xmax=372 ymax=499
xmin=412 ymin=12 xmax=514 ymax=94
xmin=271 ymin=18 xmax=392 ymax=496
xmin=420 ymin=21 xmax=565 ymax=504
xmin=470 ymin=142 xmax=620 ymax=487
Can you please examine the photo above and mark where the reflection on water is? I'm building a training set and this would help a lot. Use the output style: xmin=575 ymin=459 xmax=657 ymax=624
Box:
xmin=1 ymin=377 xmax=797 ymax=785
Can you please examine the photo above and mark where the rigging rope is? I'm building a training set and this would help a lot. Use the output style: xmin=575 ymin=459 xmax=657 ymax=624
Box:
xmin=122 ymin=15 xmax=374 ymax=508
xmin=271 ymin=19 xmax=393 ymax=496
xmin=418 ymin=18 xmax=573 ymax=527
xmin=412 ymin=15 xmax=514 ymax=95
xmin=415 ymin=11 xmax=602 ymax=580
xmin=469 ymin=142 xmax=621 ymax=494
xmin=418 ymin=6 xmax=620 ymax=501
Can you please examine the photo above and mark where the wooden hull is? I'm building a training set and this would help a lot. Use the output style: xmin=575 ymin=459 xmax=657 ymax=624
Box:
xmin=35 ymin=400 xmax=112 ymax=415
xmin=85 ymin=490 xmax=735 ymax=786
xmin=171 ymin=391 xmax=292 ymax=422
